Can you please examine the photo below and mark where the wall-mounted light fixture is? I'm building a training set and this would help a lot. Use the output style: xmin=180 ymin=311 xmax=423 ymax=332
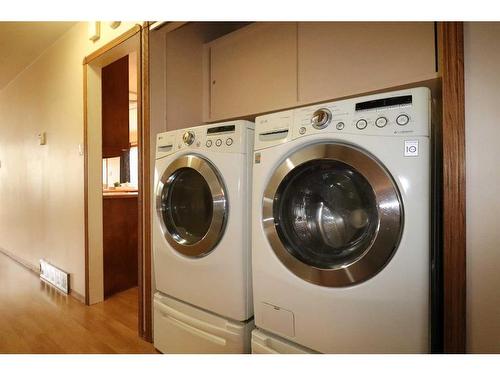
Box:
xmin=109 ymin=21 xmax=121 ymax=29
xmin=88 ymin=21 xmax=101 ymax=42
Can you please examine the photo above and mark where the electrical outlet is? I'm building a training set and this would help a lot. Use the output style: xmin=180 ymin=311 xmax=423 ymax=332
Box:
xmin=38 ymin=132 xmax=46 ymax=145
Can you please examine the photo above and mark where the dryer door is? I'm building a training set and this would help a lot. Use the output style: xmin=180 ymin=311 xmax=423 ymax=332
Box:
xmin=157 ymin=154 xmax=228 ymax=257
xmin=263 ymin=142 xmax=403 ymax=287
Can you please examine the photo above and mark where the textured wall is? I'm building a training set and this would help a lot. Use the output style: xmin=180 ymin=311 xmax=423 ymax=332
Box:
xmin=464 ymin=22 xmax=500 ymax=353
xmin=0 ymin=21 xmax=140 ymax=297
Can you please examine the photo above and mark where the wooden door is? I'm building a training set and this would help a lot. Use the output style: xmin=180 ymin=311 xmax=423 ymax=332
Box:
xmin=103 ymin=195 xmax=139 ymax=298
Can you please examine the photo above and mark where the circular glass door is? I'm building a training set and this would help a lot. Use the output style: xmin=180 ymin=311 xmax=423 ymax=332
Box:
xmin=157 ymin=154 xmax=227 ymax=257
xmin=263 ymin=142 xmax=403 ymax=287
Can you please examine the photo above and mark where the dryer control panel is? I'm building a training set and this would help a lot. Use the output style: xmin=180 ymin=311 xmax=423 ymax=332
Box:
xmin=156 ymin=120 xmax=255 ymax=159
xmin=254 ymin=87 xmax=431 ymax=151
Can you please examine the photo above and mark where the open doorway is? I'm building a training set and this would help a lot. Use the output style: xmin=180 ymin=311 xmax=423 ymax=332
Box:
xmin=101 ymin=52 xmax=139 ymax=300
xmin=83 ymin=26 xmax=152 ymax=341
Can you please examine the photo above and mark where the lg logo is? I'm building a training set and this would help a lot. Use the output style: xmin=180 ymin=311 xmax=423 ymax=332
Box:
xmin=404 ymin=140 xmax=419 ymax=157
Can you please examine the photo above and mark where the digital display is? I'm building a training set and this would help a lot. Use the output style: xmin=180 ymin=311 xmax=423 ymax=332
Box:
xmin=355 ymin=95 xmax=412 ymax=111
xmin=207 ymin=125 xmax=235 ymax=134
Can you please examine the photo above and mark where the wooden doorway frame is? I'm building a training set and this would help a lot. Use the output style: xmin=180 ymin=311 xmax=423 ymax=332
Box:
xmin=83 ymin=24 xmax=152 ymax=342
xmin=437 ymin=22 xmax=466 ymax=353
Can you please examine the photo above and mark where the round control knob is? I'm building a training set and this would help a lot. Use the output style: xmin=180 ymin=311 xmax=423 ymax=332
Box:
xmin=336 ymin=122 xmax=345 ymax=130
xmin=206 ymin=139 xmax=213 ymax=147
xmin=375 ymin=117 xmax=388 ymax=128
xmin=396 ymin=114 xmax=410 ymax=126
xmin=226 ymin=138 xmax=233 ymax=146
xmin=182 ymin=131 xmax=195 ymax=145
xmin=215 ymin=139 xmax=222 ymax=147
xmin=311 ymin=108 xmax=332 ymax=129
xmin=356 ymin=119 xmax=368 ymax=130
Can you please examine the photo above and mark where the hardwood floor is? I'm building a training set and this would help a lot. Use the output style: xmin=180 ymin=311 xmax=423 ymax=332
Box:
xmin=0 ymin=252 xmax=157 ymax=354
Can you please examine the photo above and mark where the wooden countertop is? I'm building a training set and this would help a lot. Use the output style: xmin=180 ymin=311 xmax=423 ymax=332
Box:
xmin=103 ymin=189 xmax=138 ymax=199
xmin=103 ymin=193 xmax=138 ymax=199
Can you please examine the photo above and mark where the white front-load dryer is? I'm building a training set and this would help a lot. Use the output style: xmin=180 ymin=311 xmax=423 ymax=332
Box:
xmin=252 ymin=87 xmax=431 ymax=353
xmin=153 ymin=120 xmax=254 ymax=353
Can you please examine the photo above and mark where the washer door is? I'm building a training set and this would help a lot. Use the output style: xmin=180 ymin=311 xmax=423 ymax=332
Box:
xmin=263 ymin=142 xmax=403 ymax=287
xmin=157 ymin=154 xmax=228 ymax=257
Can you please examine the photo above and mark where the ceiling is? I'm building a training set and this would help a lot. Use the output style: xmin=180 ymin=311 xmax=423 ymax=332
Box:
xmin=0 ymin=22 xmax=76 ymax=89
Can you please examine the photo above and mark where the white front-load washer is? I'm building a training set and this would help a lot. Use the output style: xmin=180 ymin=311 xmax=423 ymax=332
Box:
xmin=252 ymin=87 xmax=431 ymax=353
xmin=153 ymin=120 xmax=254 ymax=353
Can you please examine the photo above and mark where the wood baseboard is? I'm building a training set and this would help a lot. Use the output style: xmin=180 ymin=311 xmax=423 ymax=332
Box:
xmin=70 ymin=289 xmax=86 ymax=303
xmin=0 ymin=246 xmax=85 ymax=304
xmin=0 ymin=246 xmax=39 ymax=275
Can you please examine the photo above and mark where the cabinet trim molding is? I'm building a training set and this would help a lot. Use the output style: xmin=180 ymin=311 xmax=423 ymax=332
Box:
xmin=439 ymin=21 xmax=466 ymax=354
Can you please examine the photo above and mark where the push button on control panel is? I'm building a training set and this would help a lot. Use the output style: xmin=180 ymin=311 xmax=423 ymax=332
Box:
xmin=336 ymin=122 xmax=345 ymax=130
xmin=215 ymin=139 xmax=222 ymax=147
xmin=299 ymin=127 xmax=306 ymax=135
xmin=375 ymin=117 xmax=388 ymax=128
xmin=206 ymin=139 xmax=213 ymax=147
xmin=226 ymin=138 xmax=233 ymax=146
xmin=396 ymin=114 xmax=410 ymax=126
xmin=356 ymin=119 xmax=368 ymax=130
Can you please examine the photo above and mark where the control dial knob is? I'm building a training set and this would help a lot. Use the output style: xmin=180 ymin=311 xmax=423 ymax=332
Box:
xmin=182 ymin=131 xmax=195 ymax=145
xmin=311 ymin=108 xmax=332 ymax=129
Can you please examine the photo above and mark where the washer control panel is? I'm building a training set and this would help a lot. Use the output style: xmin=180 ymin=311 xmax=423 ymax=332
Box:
xmin=292 ymin=87 xmax=430 ymax=139
xmin=254 ymin=87 xmax=430 ymax=151
xmin=293 ymin=91 xmax=425 ymax=138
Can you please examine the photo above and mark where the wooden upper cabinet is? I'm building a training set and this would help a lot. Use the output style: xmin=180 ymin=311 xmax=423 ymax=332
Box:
xmin=102 ymin=55 xmax=130 ymax=158
xmin=297 ymin=22 xmax=437 ymax=104
xmin=206 ymin=22 xmax=298 ymax=121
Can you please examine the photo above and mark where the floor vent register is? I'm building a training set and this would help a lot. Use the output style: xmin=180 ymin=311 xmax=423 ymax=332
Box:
xmin=39 ymin=259 xmax=70 ymax=294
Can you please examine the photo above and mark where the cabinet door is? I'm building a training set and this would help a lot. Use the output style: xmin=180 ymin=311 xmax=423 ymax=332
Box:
xmin=102 ymin=55 xmax=130 ymax=158
xmin=298 ymin=22 xmax=436 ymax=104
xmin=208 ymin=22 xmax=297 ymax=121
xmin=103 ymin=196 xmax=138 ymax=298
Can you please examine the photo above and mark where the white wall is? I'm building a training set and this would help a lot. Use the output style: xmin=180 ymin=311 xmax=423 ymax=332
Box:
xmin=464 ymin=22 xmax=500 ymax=353
xmin=0 ymin=21 xmax=141 ymax=298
